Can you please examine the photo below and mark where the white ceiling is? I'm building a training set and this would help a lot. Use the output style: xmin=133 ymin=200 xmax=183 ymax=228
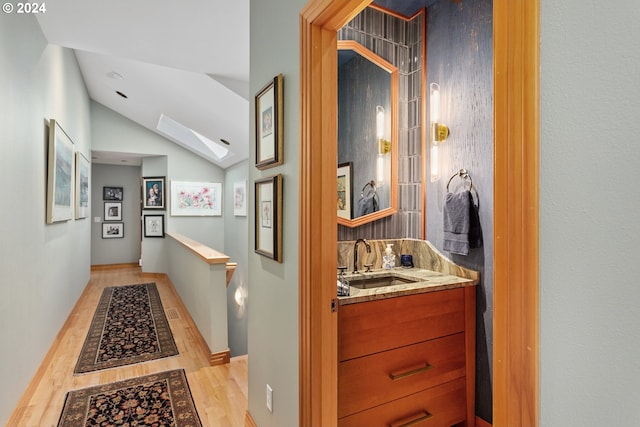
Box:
xmin=36 ymin=0 xmax=249 ymax=169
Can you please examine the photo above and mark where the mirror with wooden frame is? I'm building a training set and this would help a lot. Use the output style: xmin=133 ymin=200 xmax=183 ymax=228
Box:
xmin=337 ymin=40 xmax=398 ymax=228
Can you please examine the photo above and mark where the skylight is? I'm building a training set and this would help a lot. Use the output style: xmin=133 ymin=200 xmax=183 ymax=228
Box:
xmin=192 ymin=129 xmax=229 ymax=159
xmin=156 ymin=114 xmax=231 ymax=162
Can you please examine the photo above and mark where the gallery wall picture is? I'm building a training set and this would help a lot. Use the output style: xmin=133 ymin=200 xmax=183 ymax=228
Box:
xmin=255 ymin=174 xmax=283 ymax=262
xmin=46 ymin=119 xmax=75 ymax=224
xmin=144 ymin=215 xmax=165 ymax=238
xmin=104 ymin=202 xmax=122 ymax=221
xmin=142 ymin=177 xmax=165 ymax=209
xmin=103 ymin=186 xmax=123 ymax=201
xmin=255 ymin=74 xmax=284 ymax=170
xmin=170 ymin=181 xmax=222 ymax=216
xmin=102 ymin=222 xmax=124 ymax=239
xmin=75 ymin=152 xmax=90 ymax=219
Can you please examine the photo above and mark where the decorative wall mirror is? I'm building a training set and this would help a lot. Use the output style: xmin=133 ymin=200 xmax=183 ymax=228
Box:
xmin=337 ymin=40 xmax=398 ymax=228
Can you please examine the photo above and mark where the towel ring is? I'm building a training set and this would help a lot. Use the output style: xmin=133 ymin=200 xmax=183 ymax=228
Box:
xmin=361 ymin=180 xmax=377 ymax=195
xmin=446 ymin=169 xmax=473 ymax=192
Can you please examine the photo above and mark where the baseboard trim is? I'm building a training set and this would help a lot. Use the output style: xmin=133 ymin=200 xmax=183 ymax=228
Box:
xmin=476 ymin=416 xmax=492 ymax=427
xmin=91 ymin=263 xmax=139 ymax=271
xmin=245 ymin=410 xmax=258 ymax=427
xmin=211 ymin=349 xmax=231 ymax=366
xmin=140 ymin=272 xmax=166 ymax=280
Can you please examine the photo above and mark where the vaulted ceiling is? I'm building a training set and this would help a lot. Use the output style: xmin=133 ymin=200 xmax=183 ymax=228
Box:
xmin=36 ymin=0 xmax=249 ymax=169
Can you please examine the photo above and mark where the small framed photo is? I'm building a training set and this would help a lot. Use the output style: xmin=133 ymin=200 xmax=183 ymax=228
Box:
xmin=104 ymin=202 xmax=122 ymax=221
xmin=102 ymin=222 xmax=124 ymax=239
xmin=144 ymin=215 xmax=165 ymax=238
xmin=234 ymin=180 xmax=247 ymax=216
xmin=142 ymin=176 xmax=165 ymax=209
xmin=103 ymin=186 xmax=123 ymax=201
xmin=75 ymin=152 xmax=90 ymax=219
xmin=337 ymin=162 xmax=353 ymax=220
xmin=255 ymin=174 xmax=283 ymax=262
xmin=255 ymin=74 xmax=284 ymax=170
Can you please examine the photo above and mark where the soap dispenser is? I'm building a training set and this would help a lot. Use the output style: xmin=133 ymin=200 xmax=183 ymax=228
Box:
xmin=382 ymin=243 xmax=396 ymax=269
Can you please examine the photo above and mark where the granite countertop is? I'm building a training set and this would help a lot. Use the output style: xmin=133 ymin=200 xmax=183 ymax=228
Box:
xmin=338 ymin=267 xmax=478 ymax=305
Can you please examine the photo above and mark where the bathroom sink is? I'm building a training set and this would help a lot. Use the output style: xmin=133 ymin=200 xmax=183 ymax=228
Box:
xmin=348 ymin=275 xmax=418 ymax=289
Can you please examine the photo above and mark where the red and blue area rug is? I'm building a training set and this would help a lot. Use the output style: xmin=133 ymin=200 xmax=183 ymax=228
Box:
xmin=57 ymin=369 xmax=202 ymax=427
xmin=74 ymin=283 xmax=179 ymax=374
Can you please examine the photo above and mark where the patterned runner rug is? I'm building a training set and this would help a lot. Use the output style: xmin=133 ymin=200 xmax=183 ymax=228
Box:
xmin=74 ymin=283 xmax=178 ymax=374
xmin=57 ymin=369 xmax=202 ymax=427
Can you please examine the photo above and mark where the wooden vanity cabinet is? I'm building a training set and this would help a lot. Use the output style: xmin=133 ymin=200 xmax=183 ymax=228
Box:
xmin=338 ymin=286 xmax=476 ymax=427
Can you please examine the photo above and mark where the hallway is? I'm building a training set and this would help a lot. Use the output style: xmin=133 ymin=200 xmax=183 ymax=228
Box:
xmin=8 ymin=266 xmax=247 ymax=426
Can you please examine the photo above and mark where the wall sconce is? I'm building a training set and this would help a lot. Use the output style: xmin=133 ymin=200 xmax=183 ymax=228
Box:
xmin=376 ymin=105 xmax=390 ymax=185
xmin=429 ymin=83 xmax=449 ymax=182
xmin=234 ymin=286 xmax=246 ymax=307
xmin=376 ymin=105 xmax=385 ymax=140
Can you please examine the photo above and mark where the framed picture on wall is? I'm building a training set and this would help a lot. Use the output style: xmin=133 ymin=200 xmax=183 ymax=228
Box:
xmin=75 ymin=152 xmax=90 ymax=219
xmin=104 ymin=202 xmax=122 ymax=221
xmin=337 ymin=162 xmax=353 ymax=220
xmin=102 ymin=222 xmax=124 ymax=239
xmin=255 ymin=174 xmax=283 ymax=262
xmin=103 ymin=186 xmax=123 ymax=201
xmin=142 ymin=176 xmax=165 ymax=209
xmin=144 ymin=215 xmax=165 ymax=238
xmin=46 ymin=119 xmax=75 ymax=224
xmin=170 ymin=181 xmax=222 ymax=216
xmin=255 ymin=74 xmax=284 ymax=170
xmin=234 ymin=180 xmax=247 ymax=216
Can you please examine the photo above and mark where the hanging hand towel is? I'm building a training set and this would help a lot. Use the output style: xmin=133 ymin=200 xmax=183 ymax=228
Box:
xmin=355 ymin=190 xmax=378 ymax=217
xmin=468 ymin=191 xmax=483 ymax=249
xmin=443 ymin=190 xmax=471 ymax=255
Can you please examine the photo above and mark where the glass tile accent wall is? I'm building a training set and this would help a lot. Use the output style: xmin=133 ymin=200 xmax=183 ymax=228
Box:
xmin=338 ymin=7 xmax=424 ymax=241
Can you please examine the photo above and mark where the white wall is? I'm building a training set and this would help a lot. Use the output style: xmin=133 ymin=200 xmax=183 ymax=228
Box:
xmin=91 ymin=164 xmax=142 ymax=265
xmin=0 ymin=14 xmax=91 ymax=425
xmin=249 ymin=0 xmax=304 ymax=425
xmin=91 ymin=101 xmax=226 ymax=252
xmin=224 ymin=161 xmax=249 ymax=356
xmin=141 ymin=155 xmax=169 ymax=272
xmin=540 ymin=1 xmax=640 ymax=425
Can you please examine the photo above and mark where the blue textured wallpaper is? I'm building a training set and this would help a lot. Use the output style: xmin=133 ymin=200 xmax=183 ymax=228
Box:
xmin=425 ymin=0 xmax=494 ymax=422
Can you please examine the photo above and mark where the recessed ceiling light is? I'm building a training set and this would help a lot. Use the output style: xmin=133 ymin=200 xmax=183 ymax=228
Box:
xmin=116 ymin=90 xmax=128 ymax=99
xmin=107 ymin=71 xmax=124 ymax=80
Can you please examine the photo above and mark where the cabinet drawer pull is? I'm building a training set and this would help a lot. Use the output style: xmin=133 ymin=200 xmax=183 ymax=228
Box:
xmin=389 ymin=410 xmax=433 ymax=427
xmin=389 ymin=363 xmax=433 ymax=380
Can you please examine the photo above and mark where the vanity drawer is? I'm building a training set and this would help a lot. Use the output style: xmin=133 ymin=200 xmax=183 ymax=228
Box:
xmin=338 ymin=376 xmax=466 ymax=427
xmin=339 ymin=288 xmax=465 ymax=361
xmin=339 ymin=333 xmax=465 ymax=418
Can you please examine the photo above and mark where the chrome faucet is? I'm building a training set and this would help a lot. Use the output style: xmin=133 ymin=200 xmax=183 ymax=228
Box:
xmin=353 ymin=238 xmax=371 ymax=273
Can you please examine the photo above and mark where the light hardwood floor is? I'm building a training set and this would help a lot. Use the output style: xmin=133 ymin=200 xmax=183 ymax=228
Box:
xmin=8 ymin=266 xmax=248 ymax=427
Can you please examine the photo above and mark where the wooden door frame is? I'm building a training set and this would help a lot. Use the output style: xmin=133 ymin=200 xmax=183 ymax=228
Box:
xmin=299 ymin=1 xmax=540 ymax=426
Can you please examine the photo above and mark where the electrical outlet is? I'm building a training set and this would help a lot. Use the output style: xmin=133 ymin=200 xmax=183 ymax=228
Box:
xmin=266 ymin=384 xmax=273 ymax=413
